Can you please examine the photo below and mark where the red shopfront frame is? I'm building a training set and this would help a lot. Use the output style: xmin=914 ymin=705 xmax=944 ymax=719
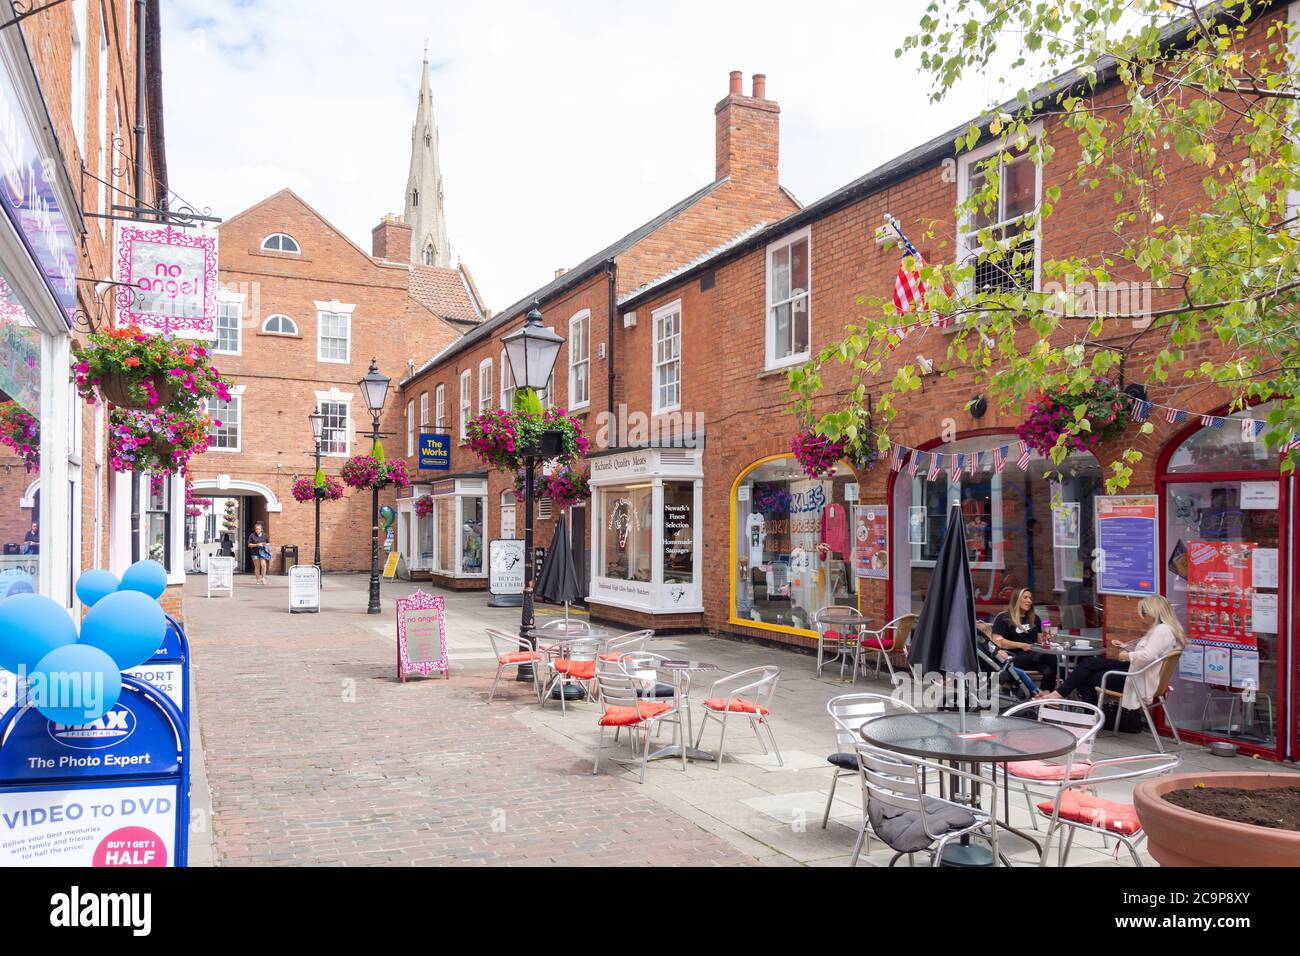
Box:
xmin=1155 ymin=413 xmax=1292 ymax=762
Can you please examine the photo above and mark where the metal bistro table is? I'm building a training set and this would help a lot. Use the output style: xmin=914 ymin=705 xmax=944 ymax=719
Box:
xmin=1039 ymin=638 xmax=1103 ymax=682
xmin=815 ymin=605 xmax=866 ymax=682
xmin=859 ymin=712 xmax=1078 ymax=866
xmin=639 ymin=659 xmax=722 ymax=764
xmin=526 ymin=624 xmax=618 ymax=701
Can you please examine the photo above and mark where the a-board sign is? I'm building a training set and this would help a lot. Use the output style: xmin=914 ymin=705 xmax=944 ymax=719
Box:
xmin=395 ymin=589 xmax=448 ymax=681
xmin=382 ymin=551 xmax=400 ymax=580
xmin=206 ymin=556 xmax=234 ymax=597
xmin=123 ymin=615 xmax=189 ymax=718
xmin=289 ymin=564 xmax=320 ymax=613
xmin=489 ymin=539 xmax=525 ymax=595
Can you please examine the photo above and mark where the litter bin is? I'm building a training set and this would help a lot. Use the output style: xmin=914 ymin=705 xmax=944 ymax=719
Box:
xmin=280 ymin=544 xmax=298 ymax=574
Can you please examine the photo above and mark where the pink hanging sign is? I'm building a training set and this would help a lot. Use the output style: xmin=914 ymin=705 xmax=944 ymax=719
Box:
xmin=395 ymin=589 xmax=449 ymax=682
xmin=114 ymin=222 xmax=219 ymax=339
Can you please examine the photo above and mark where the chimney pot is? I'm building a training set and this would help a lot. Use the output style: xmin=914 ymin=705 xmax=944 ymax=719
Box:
xmin=752 ymin=74 xmax=766 ymax=100
xmin=728 ymin=71 xmax=743 ymax=96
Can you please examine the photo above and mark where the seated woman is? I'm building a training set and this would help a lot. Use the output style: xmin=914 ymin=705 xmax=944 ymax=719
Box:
xmin=975 ymin=588 xmax=1059 ymax=693
xmin=1042 ymin=595 xmax=1185 ymax=707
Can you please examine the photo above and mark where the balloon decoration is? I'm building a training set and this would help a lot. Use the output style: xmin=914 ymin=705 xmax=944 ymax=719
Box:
xmin=0 ymin=560 xmax=170 ymax=724
xmin=379 ymin=505 xmax=396 ymax=531
xmin=74 ymin=568 xmax=119 ymax=608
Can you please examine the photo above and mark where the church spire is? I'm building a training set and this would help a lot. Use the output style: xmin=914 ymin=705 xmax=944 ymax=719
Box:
xmin=403 ymin=51 xmax=451 ymax=268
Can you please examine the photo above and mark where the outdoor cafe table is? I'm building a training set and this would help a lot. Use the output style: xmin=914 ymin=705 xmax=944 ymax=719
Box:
xmin=636 ymin=659 xmax=721 ymax=764
xmin=859 ymin=712 xmax=1078 ymax=866
xmin=525 ymin=625 xmax=618 ymax=701
xmin=816 ymin=605 xmax=864 ymax=681
xmin=1038 ymin=639 xmax=1103 ymax=681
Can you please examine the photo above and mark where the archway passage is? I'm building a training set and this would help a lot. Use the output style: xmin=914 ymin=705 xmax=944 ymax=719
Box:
xmin=188 ymin=480 xmax=282 ymax=574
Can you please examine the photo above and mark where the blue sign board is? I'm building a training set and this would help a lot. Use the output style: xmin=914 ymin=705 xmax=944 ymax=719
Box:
xmin=1095 ymin=496 xmax=1159 ymax=597
xmin=419 ymin=432 xmax=452 ymax=471
xmin=0 ymin=58 xmax=79 ymax=327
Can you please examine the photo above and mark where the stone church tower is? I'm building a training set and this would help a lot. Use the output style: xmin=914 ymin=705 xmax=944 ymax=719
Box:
xmin=403 ymin=53 xmax=451 ymax=267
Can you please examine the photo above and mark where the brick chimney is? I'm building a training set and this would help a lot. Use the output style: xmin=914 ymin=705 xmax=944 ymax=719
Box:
xmin=372 ymin=214 xmax=413 ymax=263
xmin=714 ymin=71 xmax=779 ymax=188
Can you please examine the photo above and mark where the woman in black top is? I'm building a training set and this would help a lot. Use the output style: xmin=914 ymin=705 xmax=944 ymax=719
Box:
xmin=975 ymin=588 xmax=1058 ymax=691
xmin=247 ymin=522 xmax=271 ymax=584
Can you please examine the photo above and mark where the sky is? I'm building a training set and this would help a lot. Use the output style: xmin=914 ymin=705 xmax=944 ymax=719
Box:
xmin=162 ymin=1 xmax=1006 ymax=315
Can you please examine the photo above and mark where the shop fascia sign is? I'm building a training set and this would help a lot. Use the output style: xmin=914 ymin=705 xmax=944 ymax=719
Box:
xmin=114 ymin=221 xmax=219 ymax=339
xmin=590 ymin=450 xmax=653 ymax=482
xmin=0 ymin=56 xmax=78 ymax=328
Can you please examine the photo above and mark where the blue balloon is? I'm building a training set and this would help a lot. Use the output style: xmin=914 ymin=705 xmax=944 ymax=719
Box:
xmin=0 ymin=593 xmax=77 ymax=674
xmin=118 ymin=560 xmax=167 ymax=600
xmin=79 ymin=590 xmax=166 ymax=671
xmin=75 ymin=568 xmax=120 ymax=608
xmin=0 ymin=571 xmax=35 ymax=601
xmin=29 ymin=644 xmax=121 ymax=725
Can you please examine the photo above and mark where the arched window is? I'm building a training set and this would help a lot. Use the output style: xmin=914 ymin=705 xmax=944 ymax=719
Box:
xmin=423 ymin=242 xmax=436 ymax=266
xmin=260 ymin=233 xmax=300 ymax=254
xmin=411 ymin=189 xmax=419 ymax=208
xmin=261 ymin=314 xmax=298 ymax=335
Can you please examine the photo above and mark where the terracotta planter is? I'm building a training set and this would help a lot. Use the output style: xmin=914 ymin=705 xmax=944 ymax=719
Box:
xmin=1134 ymin=772 xmax=1300 ymax=867
xmin=99 ymin=371 xmax=174 ymax=410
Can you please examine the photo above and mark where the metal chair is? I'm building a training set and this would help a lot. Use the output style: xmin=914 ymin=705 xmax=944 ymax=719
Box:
xmin=597 ymin=628 xmax=653 ymax=664
xmin=814 ymin=606 xmax=864 ymax=680
xmin=693 ymin=665 xmax=782 ymax=769
xmin=855 ymin=743 xmax=1010 ymax=867
xmin=854 ymin=614 xmax=916 ymax=683
xmin=592 ymin=667 xmax=686 ymax=783
xmin=1037 ymin=753 xmax=1182 ymax=866
xmin=543 ymin=639 xmax=600 ymax=716
xmin=484 ymin=627 xmax=544 ymax=702
xmin=1098 ymin=650 xmax=1183 ymax=752
xmin=998 ymin=699 xmax=1104 ymax=830
xmin=823 ymin=693 xmax=917 ymax=863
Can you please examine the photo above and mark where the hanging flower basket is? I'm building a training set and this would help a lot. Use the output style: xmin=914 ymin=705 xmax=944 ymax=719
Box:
xmin=466 ymin=405 xmax=587 ymax=473
xmin=0 ymin=401 xmax=39 ymax=472
xmin=184 ymin=475 xmax=213 ymax=517
xmin=292 ymin=474 xmax=344 ymax=503
xmin=108 ymin=408 xmax=214 ymax=475
xmin=513 ymin=464 xmax=591 ymax=509
xmin=73 ymin=326 xmax=232 ymax=413
xmin=1016 ymin=377 xmax=1131 ymax=457
xmin=791 ymin=427 xmax=849 ymax=479
xmin=413 ymin=494 xmax=435 ymax=517
xmin=341 ymin=454 xmax=410 ymax=490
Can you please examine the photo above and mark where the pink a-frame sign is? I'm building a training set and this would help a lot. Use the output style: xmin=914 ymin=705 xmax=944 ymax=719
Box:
xmin=395 ymin=590 xmax=449 ymax=681
xmin=114 ymin=221 xmax=219 ymax=339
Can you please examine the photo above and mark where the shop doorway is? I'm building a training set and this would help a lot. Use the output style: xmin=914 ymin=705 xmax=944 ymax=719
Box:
xmin=189 ymin=480 xmax=281 ymax=574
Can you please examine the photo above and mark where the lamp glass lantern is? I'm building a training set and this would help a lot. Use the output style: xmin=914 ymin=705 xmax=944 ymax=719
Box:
xmin=502 ymin=306 xmax=564 ymax=393
xmin=308 ymin=406 xmax=325 ymax=442
xmin=359 ymin=358 xmax=391 ymax=414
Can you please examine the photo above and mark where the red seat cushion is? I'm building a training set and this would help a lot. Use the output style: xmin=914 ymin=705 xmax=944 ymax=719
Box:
xmin=555 ymin=659 xmax=596 ymax=680
xmin=597 ymin=652 xmax=623 ymax=662
xmin=1037 ymin=790 xmax=1141 ymax=835
xmin=860 ymin=636 xmax=894 ymax=650
xmin=823 ymin=628 xmax=853 ymax=642
xmin=1007 ymin=759 xmax=1091 ymax=781
xmin=498 ymin=651 xmax=541 ymax=665
xmin=703 ymin=697 xmax=770 ymax=716
xmin=599 ymin=702 xmax=671 ymax=726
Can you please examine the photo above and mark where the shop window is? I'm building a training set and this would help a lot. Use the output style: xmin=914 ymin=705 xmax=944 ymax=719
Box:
xmin=0 ymin=315 xmax=42 ymax=592
xmin=417 ymin=510 xmax=434 ymax=567
xmin=733 ymin=456 xmax=855 ymax=633
xmin=663 ymin=481 xmax=695 ymax=584
xmin=765 ymin=229 xmax=811 ymax=370
xmin=1165 ymin=402 xmax=1280 ymax=474
xmin=133 ymin=474 xmax=171 ymax=570
xmin=600 ymin=484 xmax=653 ymax=583
xmin=463 ymin=497 xmax=484 ymax=573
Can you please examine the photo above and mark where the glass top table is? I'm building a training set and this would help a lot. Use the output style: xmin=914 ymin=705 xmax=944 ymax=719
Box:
xmin=858 ymin=712 xmax=1078 ymax=763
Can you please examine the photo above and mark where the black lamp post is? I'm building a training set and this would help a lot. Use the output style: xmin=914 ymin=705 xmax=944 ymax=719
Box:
xmin=308 ymin=406 xmax=326 ymax=569
xmin=502 ymin=303 xmax=565 ymax=678
xmin=358 ymin=357 xmax=392 ymax=615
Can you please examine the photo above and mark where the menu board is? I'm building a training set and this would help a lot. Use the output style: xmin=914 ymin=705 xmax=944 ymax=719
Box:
xmin=1095 ymin=495 xmax=1158 ymax=596
xmin=853 ymin=505 xmax=889 ymax=579
xmin=206 ymin=556 xmax=234 ymax=597
xmin=1185 ymin=540 xmax=1257 ymax=648
xmin=395 ymin=590 xmax=449 ymax=681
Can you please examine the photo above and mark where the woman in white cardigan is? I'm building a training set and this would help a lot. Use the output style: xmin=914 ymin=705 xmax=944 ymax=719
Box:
xmin=1042 ymin=596 xmax=1185 ymax=708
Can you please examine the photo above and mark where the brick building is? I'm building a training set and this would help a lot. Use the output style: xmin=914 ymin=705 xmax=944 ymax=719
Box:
xmin=0 ymin=1 xmax=173 ymax=613
xmin=395 ymin=72 xmax=800 ymax=598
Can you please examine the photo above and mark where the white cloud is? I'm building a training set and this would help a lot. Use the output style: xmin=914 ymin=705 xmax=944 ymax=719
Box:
xmin=163 ymin=0 xmax=1000 ymax=314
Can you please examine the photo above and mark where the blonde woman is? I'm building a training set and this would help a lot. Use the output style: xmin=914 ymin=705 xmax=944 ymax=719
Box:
xmin=975 ymin=588 xmax=1059 ymax=691
xmin=1043 ymin=596 xmax=1185 ymax=708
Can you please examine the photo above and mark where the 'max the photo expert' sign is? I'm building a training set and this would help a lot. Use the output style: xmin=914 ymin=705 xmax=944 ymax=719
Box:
xmin=114 ymin=222 xmax=219 ymax=338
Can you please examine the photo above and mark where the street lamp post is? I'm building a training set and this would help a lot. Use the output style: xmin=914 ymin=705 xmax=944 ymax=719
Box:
xmin=358 ymin=358 xmax=392 ymax=615
xmin=502 ymin=303 xmax=565 ymax=680
xmin=308 ymin=406 xmax=326 ymax=569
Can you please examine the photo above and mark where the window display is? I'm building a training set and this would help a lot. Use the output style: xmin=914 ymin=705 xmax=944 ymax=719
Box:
xmin=600 ymin=484 xmax=653 ymax=582
xmin=732 ymin=457 xmax=856 ymax=633
xmin=0 ymin=311 xmax=41 ymax=595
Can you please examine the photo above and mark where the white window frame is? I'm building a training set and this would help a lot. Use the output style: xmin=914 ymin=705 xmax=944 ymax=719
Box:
xmin=71 ymin=0 xmax=87 ymax=153
xmin=459 ymin=369 xmax=472 ymax=441
xmin=96 ymin=8 xmax=107 ymax=227
xmin=568 ymin=309 xmax=591 ymax=410
xmin=206 ymin=385 xmax=245 ymax=453
xmin=260 ymin=233 xmax=300 ymax=254
xmin=406 ymin=399 xmax=415 ymax=457
xmin=955 ymin=123 xmax=1043 ymax=295
xmin=651 ymin=299 xmax=682 ymax=414
xmin=315 ymin=392 xmax=352 ymax=457
xmin=435 ymin=384 xmax=446 ymax=429
xmin=214 ymin=300 xmax=242 ymax=355
xmin=764 ymin=226 xmax=812 ymax=371
xmin=478 ymin=358 xmax=493 ymax=416
xmin=316 ymin=307 xmax=353 ymax=364
xmin=499 ymin=349 xmax=516 ymax=410
xmin=261 ymin=313 xmax=298 ymax=335
xmin=419 ymin=391 xmax=429 ymax=429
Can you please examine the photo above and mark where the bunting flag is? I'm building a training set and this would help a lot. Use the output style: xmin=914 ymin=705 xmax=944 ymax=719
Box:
xmin=1284 ymin=433 xmax=1300 ymax=456
xmin=968 ymin=450 xmax=981 ymax=476
xmin=908 ymin=452 xmax=923 ymax=477
xmin=953 ymin=452 xmax=966 ymax=477
xmin=1016 ymin=440 xmax=1032 ymax=470
xmin=1165 ymin=407 xmax=1189 ymax=425
xmin=994 ymin=445 xmax=1008 ymax=474
xmin=1130 ymin=400 xmax=1152 ymax=423
xmin=927 ymin=453 xmax=944 ymax=481
xmin=890 ymin=444 xmax=907 ymax=471
xmin=1242 ymin=418 xmax=1265 ymax=443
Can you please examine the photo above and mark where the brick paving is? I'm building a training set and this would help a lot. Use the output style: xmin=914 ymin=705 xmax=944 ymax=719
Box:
xmin=184 ymin=573 xmax=757 ymax=866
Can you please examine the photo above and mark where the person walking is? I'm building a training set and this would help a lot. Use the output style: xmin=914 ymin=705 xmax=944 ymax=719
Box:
xmin=247 ymin=521 xmax=271 ymax=584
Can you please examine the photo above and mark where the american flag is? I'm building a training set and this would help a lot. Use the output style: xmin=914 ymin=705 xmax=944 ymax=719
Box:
xmin=1016 ymin=440 xmax=1032 ymax=469
xmin=909 ymin=452 xmax=923 ymax=477
xmin=1283 ymin=433 xmax=1300 ymax=457
xmin=1129 ymin=398 xmax=1152 ymax=422
xmin=993 ymin=445 xmax=1008 ymax=474
xmin=890 ymin=444 xmax=907 ymax=471
xmin=928 ymin=453 xmax=944 ymax=481
xmin=892 ymin=230 xmax=929 ymax=315
xmin=1165 ymin=407 xmax=1189 ymax=425
xmin=1241 ymin=418 xmax=1265 ymax=443
xmin=953 ymin=452 xmax=966 ymax=476
xmin=968 ymin=450 xmax=981 ymax=476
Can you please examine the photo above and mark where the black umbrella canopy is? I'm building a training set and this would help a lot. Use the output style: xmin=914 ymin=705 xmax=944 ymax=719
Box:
xmin=535 ymin=511 xmax=582 ymax=607
xmin=907 ymin=504 xmax=978 ymax=678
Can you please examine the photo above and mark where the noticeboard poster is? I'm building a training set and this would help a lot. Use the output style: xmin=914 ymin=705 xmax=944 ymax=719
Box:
xmin=489 ymin=539 xmax=525 ymax=595
xmin=853 ymin=505 xmax=889 ymax=579
xmin=1185 ymin=540 xmax=1257 ymax=648
xmin=1095 ymin=495 xmax=1158 ymax=596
